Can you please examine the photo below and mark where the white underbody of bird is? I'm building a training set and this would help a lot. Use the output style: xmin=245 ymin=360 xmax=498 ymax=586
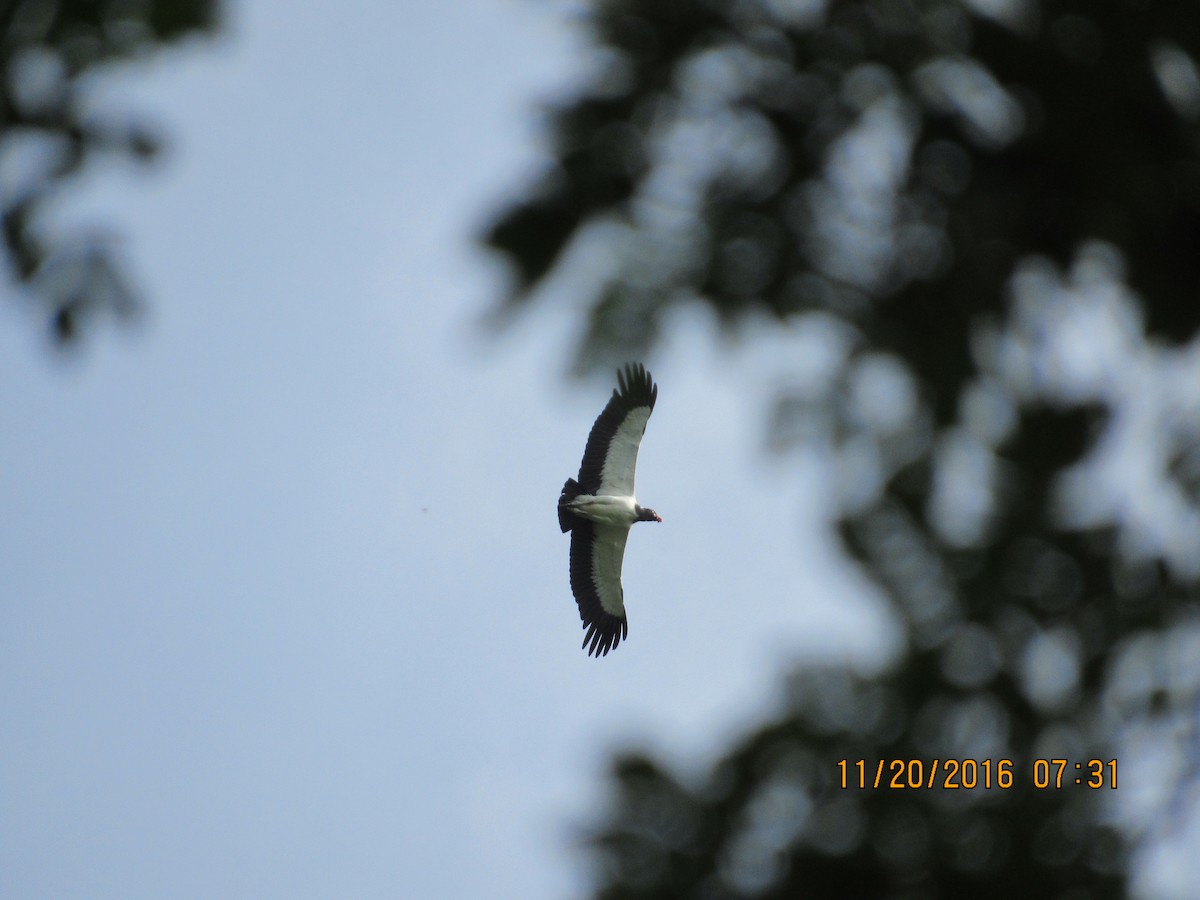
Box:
xmin=562 ymin=493 xmax=660 ymax=528
xmin=558 ymin=363 xmax=661 ymax=657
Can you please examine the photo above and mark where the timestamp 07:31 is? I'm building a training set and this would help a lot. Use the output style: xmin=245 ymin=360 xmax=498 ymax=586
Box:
xmin=836 ymin=758 xmax=1118 ymax=790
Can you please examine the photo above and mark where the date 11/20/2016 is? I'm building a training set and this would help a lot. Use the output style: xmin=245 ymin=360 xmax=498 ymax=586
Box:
xmin=837 ymin=758 xmax=1118 ymax=791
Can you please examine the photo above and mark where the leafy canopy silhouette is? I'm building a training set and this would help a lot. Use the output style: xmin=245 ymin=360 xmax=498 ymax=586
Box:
xmin=1 ymin=0 xmax=217 ymax=343
xmin=486 ymin=0 xmax=1200 ymax=896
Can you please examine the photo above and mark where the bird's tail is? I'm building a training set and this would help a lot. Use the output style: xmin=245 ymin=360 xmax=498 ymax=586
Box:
xmin=558 ymin=478 xmax=582 ymax=533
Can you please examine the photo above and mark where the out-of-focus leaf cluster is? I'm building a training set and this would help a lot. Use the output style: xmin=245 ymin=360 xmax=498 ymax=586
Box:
xmin=487 ymin=0 xmax=1200 ymax=382
xmin=485 ymin=0 xmax=1200 ymax=896
xmin=1 ymin=0 xmax=217 ymax=343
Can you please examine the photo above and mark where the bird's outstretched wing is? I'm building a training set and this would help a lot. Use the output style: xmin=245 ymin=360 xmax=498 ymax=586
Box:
xmin=569 ymin=521 xmax=630 ymax=657
xmin=577 ymin=363 xmax=657 ymax=497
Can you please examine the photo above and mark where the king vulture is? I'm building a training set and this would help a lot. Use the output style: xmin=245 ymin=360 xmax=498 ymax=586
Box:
xmin=558 ymin=363 xmax=661 ymax=657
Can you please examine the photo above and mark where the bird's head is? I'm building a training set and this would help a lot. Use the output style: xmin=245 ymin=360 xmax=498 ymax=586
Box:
xmin=636 ymin=506 xmax=662 ymax=523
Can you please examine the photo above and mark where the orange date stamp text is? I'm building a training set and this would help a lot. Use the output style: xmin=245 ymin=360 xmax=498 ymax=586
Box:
xmin=836 ymin=758 xmax=1117 ymax=790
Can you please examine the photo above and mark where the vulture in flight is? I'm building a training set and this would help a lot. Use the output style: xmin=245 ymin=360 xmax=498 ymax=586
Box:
xmin=558 ymin=363 xmax=661 ymax=657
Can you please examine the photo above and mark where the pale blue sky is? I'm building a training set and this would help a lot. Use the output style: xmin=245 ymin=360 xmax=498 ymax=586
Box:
xmin=0 ymin=3 xmax=886 ymax=897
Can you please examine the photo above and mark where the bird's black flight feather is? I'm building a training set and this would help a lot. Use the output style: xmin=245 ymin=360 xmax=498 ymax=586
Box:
xmin=576 ymin=362 xmax=657 ymax=494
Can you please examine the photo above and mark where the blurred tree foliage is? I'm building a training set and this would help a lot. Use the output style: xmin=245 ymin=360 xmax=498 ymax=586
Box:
xmin=486 ymin=0 xmax=1200 ymax=896
xmin=1 ymin=0 xmax=217 ymax=343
